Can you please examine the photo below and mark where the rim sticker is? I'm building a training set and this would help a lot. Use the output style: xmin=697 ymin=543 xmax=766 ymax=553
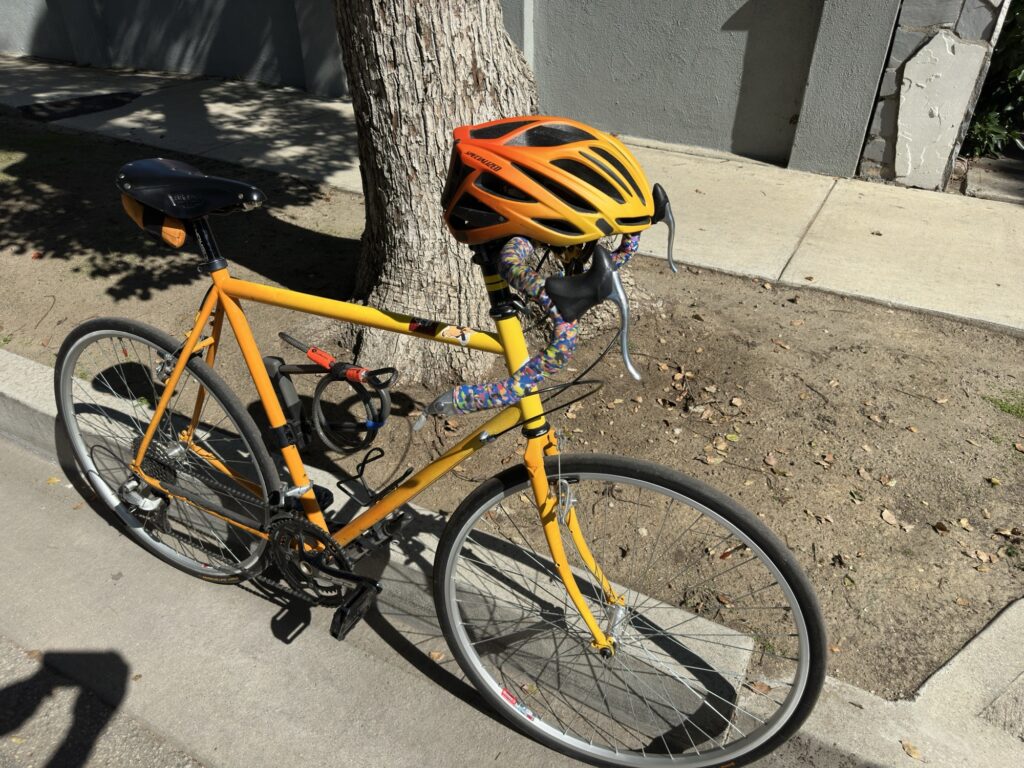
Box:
xmin=499 ymin=688 xmax=536 ymax=721
xmin=440 ymin=325 xmax=474 ymax=346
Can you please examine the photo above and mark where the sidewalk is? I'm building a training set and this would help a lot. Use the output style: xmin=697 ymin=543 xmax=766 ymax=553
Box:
xmin=2 ymin=54 xmax=1023 ymax=334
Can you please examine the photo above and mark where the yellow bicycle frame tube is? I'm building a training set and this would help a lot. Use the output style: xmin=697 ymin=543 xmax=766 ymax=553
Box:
xmin=133 ymin=261 xmax=612 ymax=647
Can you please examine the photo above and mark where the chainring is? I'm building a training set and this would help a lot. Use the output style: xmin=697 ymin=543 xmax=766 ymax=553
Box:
xmin=268 ymin=517 xmax=353 ymax=606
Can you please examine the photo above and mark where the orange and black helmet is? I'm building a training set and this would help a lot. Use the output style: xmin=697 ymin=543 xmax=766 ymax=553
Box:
xmin=441 ymin=116 xmax=655 ymax=247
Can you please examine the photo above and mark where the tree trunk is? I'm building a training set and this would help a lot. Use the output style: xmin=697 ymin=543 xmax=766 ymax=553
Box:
xmin=334 ymin=0 xmax=537 ymax=388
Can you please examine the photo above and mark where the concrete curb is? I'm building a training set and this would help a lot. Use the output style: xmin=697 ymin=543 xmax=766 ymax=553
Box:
xmin=3 ymin=345 xmax=1022 ymax=766
xmin=0 ymin=348 xmax=59 ymax=458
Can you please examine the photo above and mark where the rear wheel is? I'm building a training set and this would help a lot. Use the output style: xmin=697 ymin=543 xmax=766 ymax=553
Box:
xmin=434 ymin=454 xmax=826 ymax=767
xmin=55 ymin=318 xmax=278 ymax=583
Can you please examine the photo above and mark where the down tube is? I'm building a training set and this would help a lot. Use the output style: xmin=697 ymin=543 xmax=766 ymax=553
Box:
xmin=332 ymin=406 xmax=523 ymax=547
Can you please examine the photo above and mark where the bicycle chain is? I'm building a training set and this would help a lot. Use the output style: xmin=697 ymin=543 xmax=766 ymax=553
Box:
xmin=266 ymin=516 xmax=353 ymax=607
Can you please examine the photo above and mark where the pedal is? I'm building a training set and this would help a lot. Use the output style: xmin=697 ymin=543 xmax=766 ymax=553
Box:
xmin=329 ymin=581 xmax=380 ymax=641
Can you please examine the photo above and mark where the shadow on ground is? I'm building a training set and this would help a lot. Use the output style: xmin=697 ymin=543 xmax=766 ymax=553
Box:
xmin=0 ymin=650 xmax=129 ymax=768
xmin=0 ymin=114 xmax=359 ymax=302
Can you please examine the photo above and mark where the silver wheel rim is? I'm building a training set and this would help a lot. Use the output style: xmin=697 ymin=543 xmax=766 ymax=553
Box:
xmin=58 ymin=328 xmax=267 ymax=576
xmin=442 ymin=470 xmax=814 ymax=767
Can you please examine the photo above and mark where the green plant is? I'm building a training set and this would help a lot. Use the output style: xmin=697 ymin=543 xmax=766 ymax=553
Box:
xmin=984 ymin=391 xmax=1024 ymax=421
xmin=963 ymin=5 xmax=1024 ymax=158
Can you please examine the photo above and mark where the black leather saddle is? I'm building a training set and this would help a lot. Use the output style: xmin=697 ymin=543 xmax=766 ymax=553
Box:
xmin=116 ymin=158 xmax=266 ymax=220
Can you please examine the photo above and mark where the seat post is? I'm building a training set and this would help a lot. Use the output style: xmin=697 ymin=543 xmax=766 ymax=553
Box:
xmin=191 ymin=218 xmax=228 ymax=272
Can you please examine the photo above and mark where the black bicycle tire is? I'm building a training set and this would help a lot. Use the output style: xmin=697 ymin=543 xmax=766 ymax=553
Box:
xmin=432 ymin=453 xmax=827 ymax=768
xmin=55 ymin=317 xmax=280 ymax=584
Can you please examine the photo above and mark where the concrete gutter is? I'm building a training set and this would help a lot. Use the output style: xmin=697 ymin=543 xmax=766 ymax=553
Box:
xmin=3 ymin=346 xmax=1022 ymax=766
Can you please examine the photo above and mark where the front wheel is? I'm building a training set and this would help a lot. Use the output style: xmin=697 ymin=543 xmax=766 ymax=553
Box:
xmin=433 ymin=454 xmax=826 ymax=768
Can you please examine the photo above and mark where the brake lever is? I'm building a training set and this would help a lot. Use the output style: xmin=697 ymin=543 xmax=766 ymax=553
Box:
xmin=651 ymin=183 xmax=678 ymax=274
xmin=607 ymin=267 xmax=641 ymax=381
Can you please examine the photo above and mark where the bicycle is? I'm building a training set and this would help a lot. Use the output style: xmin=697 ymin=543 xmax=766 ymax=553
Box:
xmin=54 ymin=116 xmax=826 ymax=767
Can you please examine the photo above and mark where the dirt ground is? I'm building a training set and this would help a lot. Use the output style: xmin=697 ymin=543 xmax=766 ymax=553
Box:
xmin=2 ymin=115 xmax=1022 ymax=700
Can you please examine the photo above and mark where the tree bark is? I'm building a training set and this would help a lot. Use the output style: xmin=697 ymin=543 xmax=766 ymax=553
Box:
xmin=334 ymin=0 xmax=537 ymax=387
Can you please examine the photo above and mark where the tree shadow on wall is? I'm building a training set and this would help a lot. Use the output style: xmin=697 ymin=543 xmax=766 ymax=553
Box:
xmin=723 ymin=0 xmax=824 ymax=165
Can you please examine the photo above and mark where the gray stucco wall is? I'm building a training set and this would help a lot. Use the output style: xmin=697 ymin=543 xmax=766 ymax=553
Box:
xmin=789 ymin=0 xmax=902 ymax=176
xmin=0 ymin=0 xmax=346 ymax=98
xmin=532 ymin=0 xmax=823 ymax=165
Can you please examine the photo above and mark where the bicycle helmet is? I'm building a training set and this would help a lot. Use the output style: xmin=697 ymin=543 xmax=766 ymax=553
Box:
xmin=442 ymin=115 xmax=655 ymax=247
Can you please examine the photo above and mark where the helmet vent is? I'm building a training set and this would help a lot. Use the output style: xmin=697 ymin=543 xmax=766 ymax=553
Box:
xmin=616 ymin=215 xmax=651 ymax=227
xmin=441 ymin=150 xmax=472 ymax=209
xmin=552 ymin=159 xmax=624 ymax=203
xmin=451 ymin=193 xmax=505 ymax=229
xmin=508 ymin=124 xmax=596 ymax=147
xmin=475 ymin=172 xmax=534 ymax=202
xmin=513 ymin=163 xmax=597 ymax=213
xmin=470 ymin=119 xmax=535 ymax=139
xmin=533 ymin=218 xmax=584 ymax=236
xmin=591 ymin=146 xmax=647 ymax=205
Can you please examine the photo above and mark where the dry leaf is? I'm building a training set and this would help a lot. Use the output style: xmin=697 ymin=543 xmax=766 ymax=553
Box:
xmin=716 ymin=593 xmax=734 ymax=608
xmin=987 ymin=477 xmax=1002 ymax=487
xmin=46 ymin=476 xmax=61 ymax=485
xmin=857 ymin=467 xmax=872 ymax=481
xmin=726 ymin=433 xmax=740 ymax=442
xmin=704 ymin=454 xmax=725 ymax=465
xmin=1015 ymin=442 xmax=1024 ymax=453
xmin=881 ymin=509 xmax=899 ymax=527
xmin=954 ymin=596 xmax=970 ymax=607
xmin=958 ymin=518 xmax=973 ymax=532
xmin=771 ymin=338 xmax=791 ymax=350
xmin=790 ymin=318 xmax=805 ymax=327
xmin=879 ymin=474 xmax=896 ymax=487
xmin=749 ymin=681 xmax=773 ymax=695
xmin=901 ymin=739 xmax=923 ymax=761
xmin=763 ymin=453 xmax=778 ymax=467
xmin=713 ymin=436 xmax=729 ymax=451
xmin=933 ymin=521 xmax=950 ymax=534
xmin=934 ymin=397 xmax=949 ymax=405
xmin=428 ymin=650 xmax=446 ymax=662
xmin=520 ymin=682 xmax=538 ymax=696
xmin=828 ymin=643 xmax=842 ymax=653
xmin=906 ymin=425 xmax=919 ymax=433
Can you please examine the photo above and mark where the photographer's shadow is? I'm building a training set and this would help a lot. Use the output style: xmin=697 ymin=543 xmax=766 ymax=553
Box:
xmin=0 ymin=650 xmax=129 ymax=768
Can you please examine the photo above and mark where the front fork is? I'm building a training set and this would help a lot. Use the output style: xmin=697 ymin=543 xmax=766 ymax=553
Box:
xmin=523 ymin=430 xmax=625 ymax=655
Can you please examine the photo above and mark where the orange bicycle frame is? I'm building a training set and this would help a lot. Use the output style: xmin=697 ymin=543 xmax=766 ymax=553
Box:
xmin=129 ymin=222 xmax=618 ymax=649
